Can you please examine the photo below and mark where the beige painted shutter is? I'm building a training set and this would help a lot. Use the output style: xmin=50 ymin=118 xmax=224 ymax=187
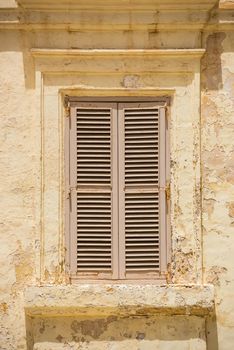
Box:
xmin=118 ymin=102 xmax=167 ymax=279
xmin=69 ymin=102 xmax=118 ymax=279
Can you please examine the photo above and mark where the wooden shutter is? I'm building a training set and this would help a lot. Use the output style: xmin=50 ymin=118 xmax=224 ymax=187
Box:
xmin=118 ymin=102 xmax=167 ymax=279
xmin=69 ymin=102 xmax=118 ymax=279
xmin=67 ymin=99 xmax=168 ymax=281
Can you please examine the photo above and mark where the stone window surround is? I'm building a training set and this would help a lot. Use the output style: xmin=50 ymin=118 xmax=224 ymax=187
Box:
xmin=26 ymin=48 xmax=214 ymax=315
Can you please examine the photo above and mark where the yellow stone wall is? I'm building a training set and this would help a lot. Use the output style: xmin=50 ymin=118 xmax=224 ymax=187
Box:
xmin=0 ymin=1 xmax=233 ymax=349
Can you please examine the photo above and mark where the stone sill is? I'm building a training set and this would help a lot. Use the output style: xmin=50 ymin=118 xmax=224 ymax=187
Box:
xmin=219 ymin=0 xmax=234 ymax=9
xmin=25 ymin=284 xmax=214 ymax=317
xmin=0 ymin=0 xmax=17 ymax=8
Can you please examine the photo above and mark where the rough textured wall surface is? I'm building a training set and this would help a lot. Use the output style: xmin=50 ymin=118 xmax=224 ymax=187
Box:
xmin=201 ymin=30 xmax=234 ymax=350
xmin=0 ymin=32 xmax=38 ymax=348
xmin=0 ymin=1 xmax=233 ymax=349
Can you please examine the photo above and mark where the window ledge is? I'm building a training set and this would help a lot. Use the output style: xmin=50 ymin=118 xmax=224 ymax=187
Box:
xmin=24 ymin=284 xmax=214 ymax=317
xmin=219 ymin=0 xmax=234 ymax=9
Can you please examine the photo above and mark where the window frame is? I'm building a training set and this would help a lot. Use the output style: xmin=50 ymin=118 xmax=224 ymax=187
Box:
xmin=65 ymin=97 xmax=171 ymax=283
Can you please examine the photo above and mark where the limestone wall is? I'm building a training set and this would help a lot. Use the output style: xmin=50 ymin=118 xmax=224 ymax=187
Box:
xmin=0 ymin=1 xmax=233 ymax=349
xmin=202 ymin=30 xmax=234 ymax=349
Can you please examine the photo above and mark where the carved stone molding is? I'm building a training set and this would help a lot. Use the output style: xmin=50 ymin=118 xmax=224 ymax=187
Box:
xmin=16 ymin=0 xmax=217 ymax=11
xmin=1 ymin=1 xmax=233 ymax=32
xmin=31 ymin=48 xmax=206 ymax=58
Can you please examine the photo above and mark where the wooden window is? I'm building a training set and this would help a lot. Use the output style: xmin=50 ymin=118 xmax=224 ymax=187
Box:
xmin=66 ymin=100 xmax=169 ymax=281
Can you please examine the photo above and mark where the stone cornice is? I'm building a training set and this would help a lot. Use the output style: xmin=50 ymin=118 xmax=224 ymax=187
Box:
xmin=16 ymin=0 xmax=217 ymax=12
xmin=0 ymin=5 xmax=233 ymax=31
xmin=31 ymin=48 xmax=206 ymax=58
xmin=1 ymin=22 xmax=233 ymax=31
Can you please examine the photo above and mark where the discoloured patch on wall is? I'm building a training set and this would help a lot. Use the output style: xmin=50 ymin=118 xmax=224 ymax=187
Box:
xmin=30 ymin=315 xmax=206 ymax=349
xmin=70 ymin=317 xmax=118 ymax=341
xmin=13 ymin=241 xmax=34 ymax=286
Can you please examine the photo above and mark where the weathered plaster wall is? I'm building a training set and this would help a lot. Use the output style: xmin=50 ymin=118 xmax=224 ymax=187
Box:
xmin=0 ymin=1 xmax=233 ymax=349
xmin=0 ymin=30 xmax=39 ymax=348
xmin=201 ymin=30 xmax=234 ymax=350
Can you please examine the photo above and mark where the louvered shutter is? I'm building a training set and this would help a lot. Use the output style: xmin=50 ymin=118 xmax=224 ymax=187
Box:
xmin=118 ymin=103 xmax=167 ymax=279
xmin=69 ymin=102 xmax=118 ymax=279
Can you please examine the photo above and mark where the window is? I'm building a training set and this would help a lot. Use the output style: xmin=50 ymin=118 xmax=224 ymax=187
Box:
xmin=66 ymin=99 xmax=169 ymax=280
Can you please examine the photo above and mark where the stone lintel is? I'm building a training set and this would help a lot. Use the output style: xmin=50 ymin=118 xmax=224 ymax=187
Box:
xmin=25 ymin=284 xmax=214 ymax=317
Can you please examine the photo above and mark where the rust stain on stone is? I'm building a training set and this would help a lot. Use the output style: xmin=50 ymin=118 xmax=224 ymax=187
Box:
xmin=136 ymin=331 xmax=145 ymax=340
xmin=56 ymin=334 xmax=64 ymax=342
xmin=226 ymin=202 xmax=234 ymax=218
xmin=204 ymin=198 xmax=216 ymax=219
xmin=44 ymin=264 xmax=64 ymax=284
xmin=0 ymin=302 xmax=8 ymax=313
xmin=39 ymin=321 xmax=45 ymax=334
xmin=206 ymin=266 xmax=227 ymax=286
xmin=175 ymin=251 xmax=195 ymax=282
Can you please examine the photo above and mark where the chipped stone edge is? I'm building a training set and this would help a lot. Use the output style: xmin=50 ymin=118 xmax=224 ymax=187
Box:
xmin=24 ymin=284 xmax=215 ymax=317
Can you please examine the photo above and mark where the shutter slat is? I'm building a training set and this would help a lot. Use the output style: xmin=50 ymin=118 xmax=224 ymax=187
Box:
xmin=77 ymin=209 xmax=111 ymax=213
xmin=77 ymin=228 xmax=111 ymax=232
xmin=77 ymin=249 xmax=111 ymax=252
xmin=126 ymin=215 xmax=159 ymax=218
xmin=125 ymin=150 xmax=158 ymax=154
xmin=78 ymin=216 xmax=111 ymax=219
xmin=126 ymin=145 xmax=158 ymax=149
xmin=125 ymin=135 xmax=158 ymax=139
xmin=77 ymin=120 xmax=110 ymax=123
xmin=126 ymin=228 xmax=159 ymax=233
xmin=77 ymin=242 xmax=111 ymax=246
xmin=77 ymin=165 xmax=111 ymax=169
xmin=125 ymin=139 xmax=159 ymax=144
xmin=125 ymin=203 xmax=159 ymax=206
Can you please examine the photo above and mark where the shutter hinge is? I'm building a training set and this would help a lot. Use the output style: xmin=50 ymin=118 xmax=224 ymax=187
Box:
xmin=165 ymin=105 xmax=169 ymax=120
xmin=66 ymin=189 xmax=71 ymax=200
xmin=165 ymin=182 xmax=171 ymax=201
xmin=66 ymin=186 xmax=77 ymax=199
xmin=64 ymin=95 xmax=71 ymax=118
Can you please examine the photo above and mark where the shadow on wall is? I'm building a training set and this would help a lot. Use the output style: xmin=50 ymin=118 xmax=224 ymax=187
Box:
xmin=206 ymin=309 xmax=219 ymax=350
xmin=201 ymin=32 xmax=226 ymax=91
xmin=25 ymin=313 xmax=213 ymax=350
